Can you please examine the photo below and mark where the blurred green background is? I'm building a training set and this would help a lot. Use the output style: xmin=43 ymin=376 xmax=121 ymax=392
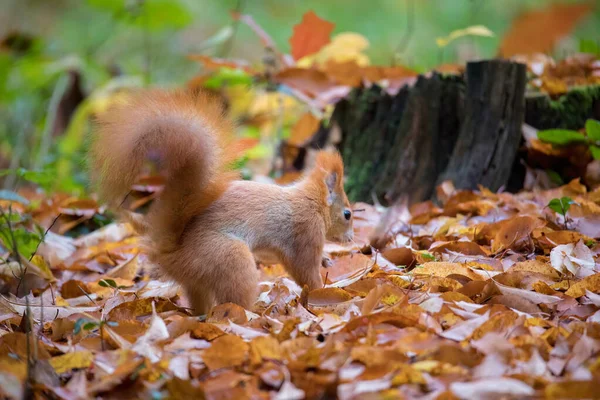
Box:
xmin=1 ymin=0 xmax=599 ymax=193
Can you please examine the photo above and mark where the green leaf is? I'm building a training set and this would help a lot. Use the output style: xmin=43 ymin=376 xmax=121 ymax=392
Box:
xmin=83 ymin=322 xmax=99 ymax=331
xmin=74 ymin=318 xmax=89 ymax=335
xmin=591 ymin=145 xmax=600 ymax=160
xmin=546 ymin=170 xmax=564 ymax=185
xmin=586 ymin=119 xmax=600 ymax=141
xmin=537 ymin=129 xmax=587 ymax=146
xmin=579 ymin=39 xmax=600 ymax=55
xmin=548 ymin=197 xmax=573 ymax=216
xmin=0 ymin=190 xmax=29 ymax=205
xmin=98 ymin=278 xmax=117 ymax=288
xmin=202 ymin=68 xmax=253 ymax=89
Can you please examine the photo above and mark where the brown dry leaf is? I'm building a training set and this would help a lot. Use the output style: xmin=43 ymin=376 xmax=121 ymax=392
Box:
xmin=545 ymin=380 xmax=599 ymax=399
xmin=289 ymin=11 xmax=335 ymax=61
xmin=491 ymin=216 xmax=545 ymax=253
xmin=507 ymin=259 xmax=561 ymax=279
xmin=107 ymin=298 xmax=178 ymax=320
xmin=202 ymin=334 xmax=249 ymax=370
xmin=431 ymin=241 xmax=489 ymax=256
xmin=381 ymin=247 xmax=415 ymax=267
xmin=206 ymin=302 xmax=248 ymax=324
xmin=0 ymin=332 xmax=51 ymax=359
xmin=308 ymin=287 xmax=353 ymax=306
xmin=361 ymin=65 xmax=417 ymax=83
xmin=58 ymin=198 xmax=99 ymax=218
xmin=471 ymin=311 xmax=519 ymax=340
xmin=416 ymin=262 xmax=483 ymax=281
xmin=322 ymin=60 xmax=363 ymax=86
xmin=499 ymin=3 xmax=594 ymax=57
xmin=565 ymin=274 xmax=600 ymax=298
xmin=191 ymin=323 xmax=225 ymax=341
xmin=249 ymin=335 xmax=282 ymax=365
xmin=274 ymin=68 xmax=337 ymax=98
xmin=324 ymin=253 xmax=372 ymax=285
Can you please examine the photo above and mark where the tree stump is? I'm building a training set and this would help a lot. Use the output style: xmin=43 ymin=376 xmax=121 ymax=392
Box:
xmin=437 ymin=60 xmax=527 ymax=193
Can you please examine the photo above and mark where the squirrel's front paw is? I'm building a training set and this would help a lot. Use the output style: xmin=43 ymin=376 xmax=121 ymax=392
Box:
xmin=321 ymin=256 xmax=333 ymax=269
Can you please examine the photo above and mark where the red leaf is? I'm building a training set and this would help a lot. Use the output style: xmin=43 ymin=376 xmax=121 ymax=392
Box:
xmin=289 ymin=11 xmax=335 ymax=61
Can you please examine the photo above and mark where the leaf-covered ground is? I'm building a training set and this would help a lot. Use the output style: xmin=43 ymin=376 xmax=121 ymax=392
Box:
xmin=1 ymin=178 xmax=600 ymax=399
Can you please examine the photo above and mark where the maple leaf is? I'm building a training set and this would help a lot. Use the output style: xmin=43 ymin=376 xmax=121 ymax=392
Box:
xmin=289 ymin=11 xmax=335 ymax=61
xmin=499 ymin=3 xmax=594 ymax=57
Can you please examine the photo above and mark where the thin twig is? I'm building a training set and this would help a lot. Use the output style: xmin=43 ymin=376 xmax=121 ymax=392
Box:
xmin=392 ymin=0 xmax=415 ymax=65
xmin=218 ymin=0 xmax=245 ymax=58
xmin=29 ymin=212 xmax=62 ymax=262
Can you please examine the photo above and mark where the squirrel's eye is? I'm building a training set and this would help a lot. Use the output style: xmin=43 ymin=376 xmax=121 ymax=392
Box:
xmin=344 ymin=209 xmax=351 ymax=220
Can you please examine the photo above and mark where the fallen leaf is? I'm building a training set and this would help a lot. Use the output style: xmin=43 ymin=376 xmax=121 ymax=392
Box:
xmin=202 ymin=334 xmax=249 ymax=370
xmin=308 ymin=287 xmax=353 ymax=306
xmin=566 ymin=273 xmax=600 ymax=297
xmin=49 ymin=351 xmax=93 ymax=374
xmin=415 ymin=262 xmax=483 ymax=281
xmin=450 ymin=377 xmax=534 ymax=399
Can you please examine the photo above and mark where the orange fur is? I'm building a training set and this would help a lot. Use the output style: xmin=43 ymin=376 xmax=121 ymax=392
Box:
xmin=90 ymin=89 xmax=353 ymax=314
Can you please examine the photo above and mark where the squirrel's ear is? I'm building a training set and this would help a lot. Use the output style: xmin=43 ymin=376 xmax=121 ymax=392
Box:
xmin=325 ymin=172 xmax=338 ymax=205
xmin=313 ymin=150 xmax=344 ymax=205
xmin=325 ymin=171 xmax=337 ymax=193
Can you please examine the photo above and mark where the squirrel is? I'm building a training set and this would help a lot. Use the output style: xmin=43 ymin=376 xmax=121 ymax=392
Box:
xmin=90 ymin=89 xmax=354 ymax=314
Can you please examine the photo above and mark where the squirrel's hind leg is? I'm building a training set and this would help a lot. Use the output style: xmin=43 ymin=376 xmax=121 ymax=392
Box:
xmin=182 ymin=233 xmax=258 ymax=312
xmin=185 ymin=286 xmax=215 ymax=316
xmin=211 ymin=239 xmax=259 ymax=310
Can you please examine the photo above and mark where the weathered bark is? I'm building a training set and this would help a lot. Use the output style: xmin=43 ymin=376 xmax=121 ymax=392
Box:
xmin=381 ymin=74 xmax=464 ymax=203
xmin=332 ymin=75 xmax=464 ymax=204
xmin=438 ymin=60 xmax=527 ymax=192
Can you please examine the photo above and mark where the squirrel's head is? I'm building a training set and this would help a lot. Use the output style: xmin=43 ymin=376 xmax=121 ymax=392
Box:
xmin=310 ymin=151 xmax=354 ymax=244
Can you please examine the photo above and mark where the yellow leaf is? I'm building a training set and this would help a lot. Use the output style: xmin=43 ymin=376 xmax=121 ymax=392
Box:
xmin=565 ymin=274 xmax=600 ymax=297
xmin=249 ymin=336 xmax=282 ymax=365
xmin=106 ymin=254 xmax=140 ymax=281
xmin=299 ymin=32 xmax=371 ymax=67
xmin=415 ymin=262 xmax=483 ymax=281
xmin=29 ymin=255 xmax=55 ymax=281
xmin=49 ymin=351 xmax=93 ymax=374
xmin=436 ymin=25 xmax=494 ymax=48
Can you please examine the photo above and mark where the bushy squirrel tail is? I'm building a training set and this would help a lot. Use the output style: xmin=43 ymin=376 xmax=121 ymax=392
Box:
xmin=90 ymin=89 xmax=236 ymax=249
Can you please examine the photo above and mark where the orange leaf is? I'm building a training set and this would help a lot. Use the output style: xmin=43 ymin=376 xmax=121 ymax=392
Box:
xmin=288 ymin=113 xmax=320 ymax=147
xmin=499 ymin=3 xmax=594 ymax=57
xmin=202 ymin=334 xmax=249 ymax=370
xmin=289 ymin=11 xmax=335 ymax=61
xmin=274 ymin=67 xmax=336 ymax=98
